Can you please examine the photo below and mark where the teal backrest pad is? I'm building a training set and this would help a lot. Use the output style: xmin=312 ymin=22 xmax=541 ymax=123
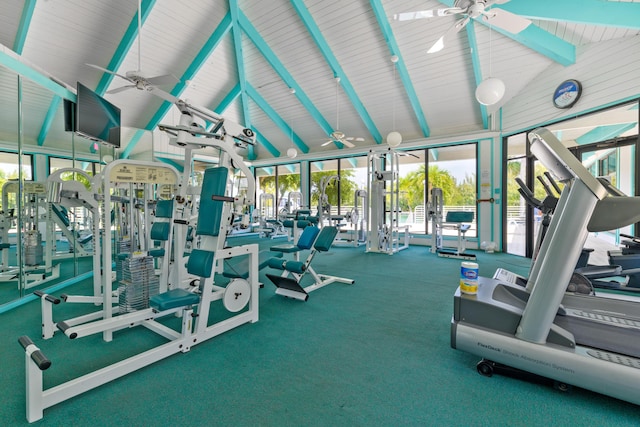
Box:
xmin=314 ymin=226 xmax=338 ymax=252
xmin=187 ymin=249 xmax=215 ymax=278
xmin=150 ymin=222 xmax=171 ymax=241
xmin=297 ymin=226 xmax=320 ymax=250
xmin=197 ymin=167 xmax=228 ymax=237
xmin=445 ymin=211 xmax=474 ymax=223
xmin=155 ymin=199 xmax=174 ymax=219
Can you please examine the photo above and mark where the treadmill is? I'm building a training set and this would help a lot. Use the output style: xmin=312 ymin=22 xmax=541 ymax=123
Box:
xmin=451 ymin=128 xmax=640 ymax=405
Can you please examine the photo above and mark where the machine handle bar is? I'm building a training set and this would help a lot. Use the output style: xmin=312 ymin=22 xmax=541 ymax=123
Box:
xmin=18 ymin=336 xmax=51 ymax=371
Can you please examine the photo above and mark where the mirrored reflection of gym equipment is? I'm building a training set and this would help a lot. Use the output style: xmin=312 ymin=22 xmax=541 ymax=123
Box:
xmin=22 ymin=99 xmax=260 ymax=423
xmin=428 ymin=187 xmax=476 ymax=260
xmin=334 ymin=189 xmax=368 ymax=247
xmin=47 ymin=169 xmax=97 ymax=259
xmin=37 ymin=161 xmax=180 ymax=341
xmin=0 ymin=181 xmax=60 ymax=289
xmin=366 ymin=149 xmax=409 ymax=255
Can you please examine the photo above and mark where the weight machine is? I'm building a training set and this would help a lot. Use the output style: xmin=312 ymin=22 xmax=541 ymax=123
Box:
xmin=334 ymin=189 xmax=368 ymax=247
xmin=316 ymin=175 xmax=344 ymax=227
xmin=428 ymin=186 xmax=475 ymax=260
xmin=366 ymin=149 xmax=409 ymax=255
xmin=21 ymin=97 xmax=260 ymax=422
xmin=47 ymin=169 xmax=96 ymax=258
xmin=0 ymin=181 xmax=60 ymax=288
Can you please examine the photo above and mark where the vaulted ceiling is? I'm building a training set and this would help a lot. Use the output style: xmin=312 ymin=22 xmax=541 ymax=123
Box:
xmin=0 ymin=0 xmax=639 ymax=163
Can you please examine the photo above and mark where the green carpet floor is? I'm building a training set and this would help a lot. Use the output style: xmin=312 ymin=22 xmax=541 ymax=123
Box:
xmin=1 ymin=238 xmax=639 ymax=426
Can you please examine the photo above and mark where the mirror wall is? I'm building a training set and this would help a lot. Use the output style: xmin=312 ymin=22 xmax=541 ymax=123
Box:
xmin=0 ymin=63 xmax=116 ymax=307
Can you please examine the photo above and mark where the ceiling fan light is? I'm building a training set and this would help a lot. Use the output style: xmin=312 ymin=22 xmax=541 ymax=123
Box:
xmin=287 ymin=148 xmax=298 ymax=159
xmin=475 ymin=77 xmax=506 ymax=106
xmin=386 ymin=131 xmax=403 ymax=148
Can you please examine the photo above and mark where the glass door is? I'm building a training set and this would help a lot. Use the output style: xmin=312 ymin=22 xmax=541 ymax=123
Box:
xmin=574 ymin=143 xmax=636 ymax=264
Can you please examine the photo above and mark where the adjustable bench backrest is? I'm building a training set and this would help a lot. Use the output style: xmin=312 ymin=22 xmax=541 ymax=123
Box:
xmin=186 ymin=167 xmax=228 ymax=279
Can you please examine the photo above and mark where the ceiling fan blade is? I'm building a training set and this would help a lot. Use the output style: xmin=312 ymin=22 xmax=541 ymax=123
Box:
xmin=427 ymin=16 xmax=470 ymax=54
xmin=146 ymin=73 xmax=180 ymax=87
xmin=342 ymin=140 xmax=356 ymax=148
xmin=393 ymin=8 xmax=460 ymax=21
xmin=484 ymin=8 xmax=531 ymax=34
xmin=321 ymin=140 xmax=334 ymax=147
xmin=147 ymin=86 xmax=179 ymax=104
xmin=107 ymin=85 xmax=135 ymax=94
xmin=86 ymin=63 xmax=130 ymax=81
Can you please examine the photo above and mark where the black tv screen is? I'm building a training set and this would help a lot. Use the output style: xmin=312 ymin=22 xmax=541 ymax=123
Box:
xmin=76 ymin=82 xmax=121 ymax=148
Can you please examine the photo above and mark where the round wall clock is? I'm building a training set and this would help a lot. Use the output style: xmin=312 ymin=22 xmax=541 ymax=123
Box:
xmin=553 ymin=79 xmax=582 ymax=109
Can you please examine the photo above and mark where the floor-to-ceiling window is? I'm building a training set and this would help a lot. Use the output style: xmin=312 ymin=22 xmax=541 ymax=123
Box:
xmin=425 ymin=143 xmax=478 ymax=238
xmin=503 ymin=99 xmax=639 ymax=262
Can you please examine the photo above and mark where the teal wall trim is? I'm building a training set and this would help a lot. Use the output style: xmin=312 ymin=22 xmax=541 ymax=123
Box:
xmin=370 ymin=0 xmax=430 ymax=138
xmin=95 ymin=0 xmax=157 ymax=96
xmin=499 ymin=0 xmax=640 ymax=29
xmin=238 ymin=11 xmax=336 ymax=144
xmin=37 ymin=96 xmax=62 ymax=146
xmin=576 ymin=122 xmax=637 ymax=145
xmin=13 ymin=0 xmax=37 ymax=54
xmin=292 ymin=0 xmax=382 ymax=144
xmin=121 ymin=12 xmax=232 ymax=159
xmin=246 ymin=84 xmax=309 ymax=154
xmin=0 ymin=271 xmax=93 ymax=315
xmin=465 ymin=22 xmax=488 ymax=129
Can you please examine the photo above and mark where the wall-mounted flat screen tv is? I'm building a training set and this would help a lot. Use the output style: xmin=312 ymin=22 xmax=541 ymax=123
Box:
xmin=76 ymin=82 xmax=121 ymax=148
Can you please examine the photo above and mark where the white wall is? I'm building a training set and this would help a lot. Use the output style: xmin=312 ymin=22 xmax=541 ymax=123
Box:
xmin=502 ymin=35 xmax=640 ymax=133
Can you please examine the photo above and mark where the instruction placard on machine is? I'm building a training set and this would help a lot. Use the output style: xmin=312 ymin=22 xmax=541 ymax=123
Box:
xmin=109 ymin=164 xmax=177 ymax=185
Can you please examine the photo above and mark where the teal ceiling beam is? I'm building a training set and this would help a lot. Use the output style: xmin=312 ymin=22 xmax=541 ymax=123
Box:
xmin=499 ymin=0 xmax=640 ymax=29
xmin=292 ymin=0 xmax=382 ymax=144
xmin=0 ymin=49 xmax=75 ymax=101
xmin=230 ymin=0 xmax=255 ymax=160
xmin=95 ymin=0 xmax=157 ymax=96
xmin=246 ymin=83 xmax=309 ymax=154
xmin=206 ymin=82 xmax=241 ymax=131
xmin=237 ymin=11 xmax=337 ymax=145
xmin=262 ymin=167 xmax=274 ymax=176
xmin=490 ymin=24 xmax=575 ymax=66
xmin=121 ymin=12 xmax=232 ymax=159
xmin=465 ymin=22 xmax=488 ymax=129
xmin=214 ymin=82 xmax=241 ymax=115
xmin=252 ymin=128 xmax=281 ymax=158
xmin=370 ymin=0 xmax=430 ymax=137
xmin=346 ymin=158 xmax=357 ymax=168
xmin=285 ymin=164 xmax=296 ymax=173
xmin=156 ymin=156 xmax=184 ymax=173
xmin=13 ymin=0 xmax=36 ymax=54
xmin=314 ymin=162 xmax=324 ymax=171
xmin=81 ymin=161 xmax=90 ymax=171
xmin=576 ymin=122 xmax=637 ymax=145
xmin=37 ymin=96 xmax=61 ymax=146
xmin=436 ymin=0 xmax=575 ymax=66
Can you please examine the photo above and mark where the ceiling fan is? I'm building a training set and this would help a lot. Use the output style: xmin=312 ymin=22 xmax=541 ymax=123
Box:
xmin=394 ymin=0 xmax=531 ymax=54
xmin=321 ymin=77 xmax=364 ymax=148
xmin=86 ymin=0 xmax=179 ymax=102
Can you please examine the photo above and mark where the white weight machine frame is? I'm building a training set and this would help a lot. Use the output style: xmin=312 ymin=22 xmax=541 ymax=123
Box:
xmin=20 ymin=98 xmax=259 ymax=423
xmin=366 ymin=149 xmax=409 ymax=255
xmin=0 ymin=181 xmax=61 ymax=289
